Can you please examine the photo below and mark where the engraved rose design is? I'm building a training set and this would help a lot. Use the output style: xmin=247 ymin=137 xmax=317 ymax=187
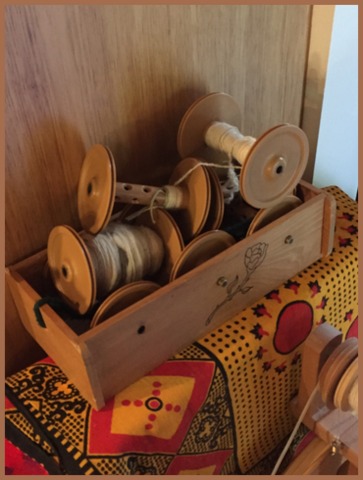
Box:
xmin=245 ymin=243 xmax=268 ymax=273
xmin=206 ymin=242 xmax=268 ymax=325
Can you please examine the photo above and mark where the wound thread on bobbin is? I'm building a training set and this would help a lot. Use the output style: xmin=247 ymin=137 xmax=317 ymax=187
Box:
xmin=204 ymin=121 xmax=256 ymax=166
xmin=85 ymin=222 xmax=164 ymax=298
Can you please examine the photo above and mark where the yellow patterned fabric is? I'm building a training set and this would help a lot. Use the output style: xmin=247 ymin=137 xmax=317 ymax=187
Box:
xmin=199 ymin=185 xmax=358 ymax=472
xmin=5 ymin=186 xmax=358 ymax=475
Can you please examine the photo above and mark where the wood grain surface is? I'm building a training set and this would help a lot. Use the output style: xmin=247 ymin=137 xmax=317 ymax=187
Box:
xmin=5 ymin=5 xmax=311 ymax=373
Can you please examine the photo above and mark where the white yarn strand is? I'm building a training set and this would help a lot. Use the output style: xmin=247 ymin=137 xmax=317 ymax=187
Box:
xmin=85 ymin=222 xmax=164 ymax=297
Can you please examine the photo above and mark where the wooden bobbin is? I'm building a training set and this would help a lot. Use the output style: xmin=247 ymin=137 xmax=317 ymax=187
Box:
xmin=170 ymin=230 xmax=235 ymax=281
xmin=246 ymin=194 xmax=303 ymax=235
xmin=90 ymin=281 xmax=160 ymax=329
xmin=318 ymin=337 xmax=358 ymax=410
xmin=334 ymin=357 xmax=358 ymax=413
xmin=177 ymin=92 xmax=309 ymax=209
xmin=133 ymin=208 xmax=185 ymax=285
xmin=77 ymin=144 xmax=212 ymax=241
xmin=47 ymin=223 xmax=163 ymax=315
xmin=47 ymin=225 xmax=97 ymax=315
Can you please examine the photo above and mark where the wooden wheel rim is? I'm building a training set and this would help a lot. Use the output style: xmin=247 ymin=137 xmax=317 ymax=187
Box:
xmin=77 ymin=144 xmax=116 ymax=234
xmin=247 ymin=195 xmax=303 ymax=235
xmin=90 ymin=281 xmax=160 ymax=328
xmin=134 ymin=208 xmax=185 ymax=284
xmin=319 ymin=337 xmax=358 ymax=409
xmin=170 ymin=230 xmax=235 ymax=281
xmin=169 ymin=157 xmax=211 ymax=242
xmin=334 ymin=357 xmax=358 ymax=412
xmin=203 ymin=166 xmax=225 ymax=231
xmin=177 ymin=92 xmax=241 ymax=158
xmin=240 ymin=124 xmax=309 ymax=208
xmin=47 ymin=225 xmax=96 ymax=314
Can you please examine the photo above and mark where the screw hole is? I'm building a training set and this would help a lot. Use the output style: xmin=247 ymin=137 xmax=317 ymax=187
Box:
xmin=137 ymin=325 xmax=146 ymax=334
xmin=61 ymin=266 xmax=68 ymax=279
xmin=142 ymin=186 xmax=152 ymax=193
xmin=87 ymin=182 xmax=93 ymax=196
xmin=123 ymin=184 xmax=132 ymax=191
xmin=276 ymin=165 xmax=284 ymax=174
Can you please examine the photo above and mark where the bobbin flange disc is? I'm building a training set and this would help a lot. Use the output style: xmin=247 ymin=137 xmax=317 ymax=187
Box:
xmin=78 ymin=144 xmax=116 ymax=234
xmin=247 ymin=195 xmax=303 ymax=235
xmin=169 ymin=157 xmax=211 ymax=242
xmin=47 ymin=225 xmax=96 ymax=315
xmin=240 ymin=124 xmax=309 ymax=208
xmin=203 ymin=166 xmax=225 ymax=231
xmin=134 ymin=208 xmax=185 ymax=285
xmin=177 ymin=92 xmax=242 ymax=158
xmin=319 ymin=337 xmax=358 ymax=410
xmin=170 ymin=230 xmax=235 ymax=281
xmin=90 ymin=281 xmax=160 ymax=328
xmin=334 ymin=357 xmax=358 ymax=413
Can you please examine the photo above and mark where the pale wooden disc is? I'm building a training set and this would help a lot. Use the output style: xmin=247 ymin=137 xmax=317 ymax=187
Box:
xmin=202 ymin=166 xmax=225 ymax=231
xmin=240 ymin=124 xmax=309 ymax=208
xmin=334 ymin=357 xmax=358 ymax=412
xmin=177 ymin=92 xmax=241 ymax=158
xmin=319 ymin=337 xmax=358 ymax=410
xmin=169 ymin=157 xmax=211 ymax=242
xmin=133 ymin=208 xmax=185 ymax=285
xmin=77 ymin=144 xmax=116 ymax=234
xmin=47 ymin=225 xmax=96 ymax=315
xmin=90 ymin=281 xmax=160 ymax=328
xmin=170 ymin=230 xmax=235 ymax=281
xmin=247 ymin=195 xmax=303 ymax=235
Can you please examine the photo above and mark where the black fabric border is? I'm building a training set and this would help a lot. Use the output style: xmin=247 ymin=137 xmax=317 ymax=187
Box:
xmin=5 ymin=385 xmax=100 ymax=475
xmin=5 ymin=417 xmax=63 ymax=475
xmin=193 ymin=341 xmax=241 ymax=474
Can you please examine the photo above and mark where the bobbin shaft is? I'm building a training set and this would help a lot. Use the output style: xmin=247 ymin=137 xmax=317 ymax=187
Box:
xmin=204 ymin=121 xmax=256 ymax=166
xmin=114 ymin=182 xmax=186 ymax=208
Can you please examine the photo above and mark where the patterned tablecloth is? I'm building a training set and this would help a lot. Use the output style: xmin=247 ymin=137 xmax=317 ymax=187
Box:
xmin=5 ymin=186 xmax=358 ymax=475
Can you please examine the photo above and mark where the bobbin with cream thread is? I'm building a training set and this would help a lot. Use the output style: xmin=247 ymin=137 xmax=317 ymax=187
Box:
xmin=177 ymin=92 xmax=309 ymax=209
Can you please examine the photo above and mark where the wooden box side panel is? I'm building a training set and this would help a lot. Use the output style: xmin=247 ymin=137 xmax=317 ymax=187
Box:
xmin=82 ymin=194 xmax=326 ymax=402
xmin=298 ymin=180 xmax=336 ymax=256
xmin=5 ymin=269 xmax=104 ymax=409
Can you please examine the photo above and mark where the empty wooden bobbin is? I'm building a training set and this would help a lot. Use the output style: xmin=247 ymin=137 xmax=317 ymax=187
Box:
xmin=77 ymin=144 xmax=213 ymax=241
xmin=170 ymin=230 xmax=235 ymax=281
xmin=222 ymin=194 xmax=302 ymax=240
xmin=177 ymin=92 xmax=309 ymax=209
xmin=318 ymin=337 xmax=358 ymax=411
xmin=90 ymin=280 xmax=160 ymax=329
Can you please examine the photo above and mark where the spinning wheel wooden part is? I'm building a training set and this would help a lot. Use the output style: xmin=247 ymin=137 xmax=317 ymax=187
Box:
xmin=177 ymin=92 xmax=309 ymax=208
xmin=288 ymin=323 xmax=358 ymax=474
xmin=77 ymin=144 xmax=213 ymax=241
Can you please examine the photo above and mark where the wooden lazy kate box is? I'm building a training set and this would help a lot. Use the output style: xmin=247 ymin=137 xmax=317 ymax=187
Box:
xmin=6 ymin=180 xmax=336 ymax=410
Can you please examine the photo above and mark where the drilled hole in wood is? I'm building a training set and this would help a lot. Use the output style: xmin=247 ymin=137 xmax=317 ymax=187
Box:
xmin=87 ymin=182 xmax=93 ymax=196
xmin=61 ymin=266 xmax=68 ymax=279
xmin=137 ymin=325 xmax=146 ymax=334
xmin=123 ymin=184 xmax=132 ymax=191
xmin=276 ymin=165 xmax=284 ymax=174
xmin=142 ymin=186 xmax=152 ymax=193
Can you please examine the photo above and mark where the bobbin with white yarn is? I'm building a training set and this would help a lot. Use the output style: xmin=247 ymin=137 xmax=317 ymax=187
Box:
xmin=77 ymin=145 xmax=212 ymax=241
xmin=47 ymin=222 xmax=164 ymax=314
xmin=177 ymin=92 xmax=309 ymax=209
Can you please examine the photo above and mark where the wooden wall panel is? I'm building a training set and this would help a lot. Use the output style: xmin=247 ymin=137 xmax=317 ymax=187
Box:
xmin=5 ymin=5 xmax=311 ymax=373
